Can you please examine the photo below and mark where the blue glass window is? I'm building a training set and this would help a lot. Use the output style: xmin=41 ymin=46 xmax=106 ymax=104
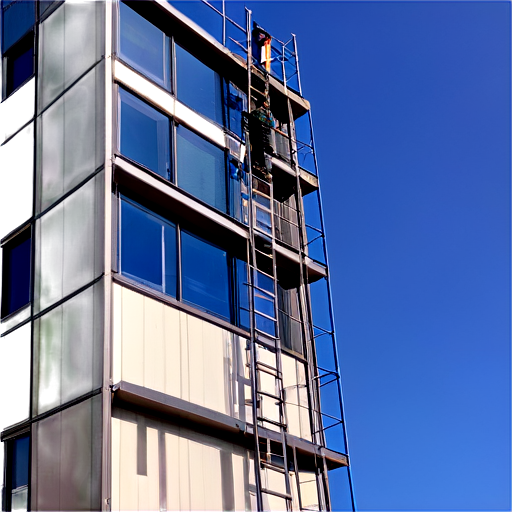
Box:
xmin=1 ymin=0 xmax=35 ymax=53
xmin=181 ymin=231 xmax=230 ymax=320
xmin=1 ymin=228 xmax=31 ymax=318
xmin=7 ymin=434 xmax=30 ymax=512
xmin=176 ymin=44 xmax=223 ymax=125
xmin=119 ymin=198 xmax=250 ymax=328
xmin=120 ymin=199 xmax=177 ymax=297
xmin=4 ymin=32 xmax=34 ymax=98
xmin=176 ymin=125 xmax=226 ymax=212
xmin=226 ymin=81 xmax=247 ymax=138
xmin=119 ymin=89 xmax=170 ymax=179
xmin=119 ymin=2 xmax=170 ymax=89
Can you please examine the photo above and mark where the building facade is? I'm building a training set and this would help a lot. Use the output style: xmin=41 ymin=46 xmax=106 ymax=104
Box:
xmin=0 ymin=1 xmax=355 ymax=510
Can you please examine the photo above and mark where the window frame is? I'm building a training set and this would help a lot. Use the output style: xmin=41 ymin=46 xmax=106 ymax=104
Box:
xmin=2 ymin=29 xmax=34 ymax=99
xmin=1 ymin=226 xmax=31 ymax=320
xmin=2 ymin=431 xmax=30 ymax=512
xmin=117 ymin=195 xmax=248 ymax=329
xmin=117 ymin=0 xmax=171 ymax=92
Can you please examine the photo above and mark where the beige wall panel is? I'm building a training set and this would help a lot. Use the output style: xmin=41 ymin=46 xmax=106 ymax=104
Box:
xmin=143 ymin=298 xmax=166 ymax=393
xmin=163 ymin=306 xmax=181 ymax=397
xmin=299 ymin=471 xmax=319 ymax=510
xmin=112 ymin=284 xmax=122 ymax=384
xmin=202 ymin=322 xmax=227 ymax=416
xmin=186 ymin=314 xmax=205 ymax=408
xmin=137 ymin=427 xmax=160 ymax=511
xmin=113 ymin=412 xmax=256 ymax=511
xmin=297 ymin=362 xmax=312 ymax=442
xmin=188 ymin=440 xmax=206 ymax=510
xmin=231 ymin=446 xmax=251 ymax=510
xmin=178 ymin=435 xmax=191 ymax=511
xmin=111 ymin=418 xmax=121 ymax=512
xmin=165 ymin=432 xmax=180 ymax=511
xmin=121 ymin=288 xmax=144 ymax=385
xmin=119 ymin=419 xmax=139 ymax=511
xmin=179 ymin=311 xmax=190 ymax=403
xmin=113 ymin=287 xmax=252 ymax=421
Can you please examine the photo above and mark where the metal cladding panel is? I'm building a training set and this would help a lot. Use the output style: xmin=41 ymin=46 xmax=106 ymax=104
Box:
xmin=111 ymin=410 xmax=253 ymax=512
xmin=31 ymin=395 xmax=102 ymax=511
xmin=32 ymin=281 xmax=103 ymax=416
xmin=34 ymin=173 xmax=104 ymax=313
xmin=112 ymin=284 xmax=249 ymax=421
xmin=38 ymin=1 xmax=104 ymax=112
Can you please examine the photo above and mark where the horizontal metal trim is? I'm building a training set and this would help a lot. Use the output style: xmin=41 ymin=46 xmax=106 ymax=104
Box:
xmin=112 ymin=274 xmax=251 ymax=339
xmin=112 ymin=381 xmax=348 ymax=470
xmin=113 ymin=59 xmax=225 ymax=148
xmin=114 ymin=155 xmax=248 ymax=240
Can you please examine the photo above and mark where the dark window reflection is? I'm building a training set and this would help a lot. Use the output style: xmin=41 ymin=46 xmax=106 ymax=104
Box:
xmin=226 ymin=81 xmax=247 ymax=138
xmin=4 ymin=32 xmax=34 ymax=97
xmin=181 ymin=230 xmax=230 ymax=320
xmin=1 ymin=0 xmax=35 ymax=53
xmin=1 ymin=228 xmax=31 ymax=318
xmin=119 ymin=89 xmax=170 ymax=179
xmin=176 ymin=44 xmax=223 ymax=125
xmin=119 ymin=2 xmax=170 ymax=89
xmin=176 ymin=125 xmax=226 ymax=212
xmin=7 ymin=434 xmax=29 ymax=512
xmin=120 ymin=199 xmax=177 ymax=297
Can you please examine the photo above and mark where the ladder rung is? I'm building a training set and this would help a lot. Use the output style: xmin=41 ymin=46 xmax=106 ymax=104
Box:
xmin=261 ymin=461 xmax=286 ymax=474
xmin=256 ymin=361 xmax=280 ymax=376
xmin=257 ymin=416 xmax=287 ymax=428
xmin=260 ymin=488 xmax=292 ymax=501
xmin=257 ymin=390 xmax=283 ymax=402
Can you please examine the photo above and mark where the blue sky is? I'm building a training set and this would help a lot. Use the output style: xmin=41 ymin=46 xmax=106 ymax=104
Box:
xmin=242 ymin=1 xmax=511 ymax=510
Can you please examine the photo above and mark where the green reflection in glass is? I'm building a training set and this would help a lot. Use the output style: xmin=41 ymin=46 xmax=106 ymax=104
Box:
xmin=34 ymin=282 xmax=102 ymax=414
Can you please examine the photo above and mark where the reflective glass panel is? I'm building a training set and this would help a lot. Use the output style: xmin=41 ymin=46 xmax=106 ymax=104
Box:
xmin=120 ymin=199 xmax=176 ymax=297
xmin=1 ymin=228 xmax=31 ymax=318
xmin=119 ymin=88 xmax=170 ymax=179
xmin=236 ymin=258 xmax=250 ymax=330
xmin=34 ymin=175 xmax=103 ymax=313
xmin=0 ymin=78 xmax=35 ymax=140
xmin=0 ymin=325 xmax=30 ymax=430
xmin=119 ymin=2 xmax=170 ymax=89
xmin=1 ymin=0 xmax=35 ymax=53
xmin=33 ymin=282 xmax=103 ymax=415
xmin=39 ymin=65 xmax=103 ymax=212
xmin=176 ymin=125 xmax=226 ymax=212
xmin=176 ymin=44 xmax=223 ymax=125
xmin=0 ymin=123 xmax=33 ymax=240
xmin=38 ymin=1 xmax=103 ymax=111
xmin=181 ymin=230 xmax=230 ymax=320
xmin=226 ymin=81 xmax=247 ymax=138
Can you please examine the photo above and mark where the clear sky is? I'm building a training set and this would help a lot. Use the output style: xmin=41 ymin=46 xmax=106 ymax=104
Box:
xmin=242 ymin=1 xmax=511 ymax=511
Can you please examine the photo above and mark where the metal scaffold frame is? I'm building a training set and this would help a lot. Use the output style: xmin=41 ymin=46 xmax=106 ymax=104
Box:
xmin=179 ymin=1 xmax=356 ymax=509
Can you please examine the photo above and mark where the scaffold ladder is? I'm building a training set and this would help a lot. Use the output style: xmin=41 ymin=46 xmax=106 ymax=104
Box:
xmin=244 ymin=9 xmax=294 ymax=511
